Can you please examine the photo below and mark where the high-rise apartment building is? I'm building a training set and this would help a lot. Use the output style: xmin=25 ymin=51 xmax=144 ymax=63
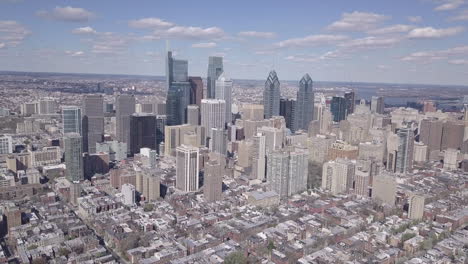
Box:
xmin=321 ymin=158 xmax=355 ymax=195
xmin=0 ymin=135 xmax=13 ymax=155
xmin=38 ymin=98 xmax=57 ymax=115
xmin=176 ymin=145 xmax=200 ymax=192
xmin=263 ymin=70 xmax=280 ymax=119
xmin=207 ymin=56 xmax=223 ymax=99
xmin=215 ymin=72 xmax=233 ymax=123
xmin=210 ymin=128 xmax=227 ymax=155
xmin=408 ymin=194 xmax=425 ymax=220
xmin=82 ymin=95 xmax=104 ymax=153
xmin=201 ymin=99 xmax=226 ymax=140
xmin=64 ymin=133 xmax=84 ymax=182
xmin=121 ymin=183 xmax=136 ymax=206
xmin=116 ymin=94 xmax=136 ymax=153
xmin=373 ymin=173 xmax=396 ymax=206
xmin=187 ymin=105 xmax=200 ymax=126
xmin=204 ymin=159 xmax=223 ymax=202
xmin=62 ymin=106 xmax=82 ymax=134
xmin=396 ymin=128 xmax=414 ymax=174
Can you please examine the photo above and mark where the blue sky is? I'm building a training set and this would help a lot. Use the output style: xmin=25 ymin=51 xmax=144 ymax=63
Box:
xmin=0 ymin=0 xmax=468 ymax=85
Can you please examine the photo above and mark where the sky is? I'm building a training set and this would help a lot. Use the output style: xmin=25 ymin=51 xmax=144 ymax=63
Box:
xmin=0 ymin=0 xmax=468 ymax=85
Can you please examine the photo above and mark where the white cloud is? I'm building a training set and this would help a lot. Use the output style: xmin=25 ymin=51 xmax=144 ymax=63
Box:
xmin=89 ymin=32 xmax=132 ymax=55
xmin=37 ymin=6 xmax=94 ymax=22
xmin=72 ymin=26 xmax=96 ymax=35
xmin=191 ymin=42 xmax=217 ymax=48
xmin=367 ymin=24 xmax=415 ymax=35
xmin=407 ymin=26 xmax=464 ymax=38
xmin=0 ymin=20 xmax=30 ymax=47
xmin=254 ymin=50 xmax=275 ymax=55
xmin=285 ymin=55 xmax=318 ymax=63
xmin=401 ymin=45 xmax=468 ymax=62
xmin=0 ymin=43 xmax=5 ymax=49
xmin=338 ymin=36 xmax=401 ymax=50
xmin=238 ymin=31 xmax=276 ymax=38
xmin=408 ymin=16 xmax=422 ymax=23
xmin=449 ymin=59 xmax=468 ymax=64
xmin=129 ymin=18 xmax=174 ymax=29
xmin=451 ymin=10 xmax=468 ymax=20
xmin=275 ymin=34 xmax=348 ymax=48
xmin=162 ymin=26 xmax=225 ymax=39
xmin=377 ymin=65 xmax=390 ymax=70
xmin=327 ymin=11 xmax=389 ymax=32
xmin=434 ymin=0 xmax=464 ymax=11
xmin=65 ymin=50 xmax=84 ymax=57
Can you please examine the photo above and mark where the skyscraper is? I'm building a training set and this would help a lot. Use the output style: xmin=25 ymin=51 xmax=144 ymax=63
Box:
xmin=371 ymin=96 xmax=384 ymax=114
xmin=263 ymin=70 xmax=280 ymax=119
xmin=344 ymin=91 xmax=355 ymax=115
xmin=166 ymin=51 xmax=190 ymax=126
xmin=156 ymin=115 xmax=167 ymax=151
xmin=294 ymin=74 xmax=314 ymax=131
xmin=201 ymin=99 xmax=226 ymax=141
xmin=280 ymin=99 xmax=296 ymax=131
xmin=176 ymin=145 xmax=200 ymax=192
xmin=252 ymin=133 xmax=266 ymax=181
xmin=408 ymin=194 xmax=425 ymax=220
xmin=116 ymin=94 xmax=136 ymax=153
xmin=64 ymin=133 xmax=84 ymax=182
xmin=187 ymin=105 xmax=199 ymax=126
xmin=330 ymin=96 xmax=347 ymax=122
xmin=204 ymin=159 xmax=223 ymax=202
xmin=207 ymin=56 xmax=223 ymax=99
xmin=215 ymin=71 xmax=233 ymax=123
xmin=0 ymin=136 xmax=13 ymax=155
xmin=396 ymin=128 xmax=414 ymax=174
xmin=82 ymin=95 xmax=104 ymax=153
xmin=129 ymin=113 xmax=156 ymax=156
xmin=321 ymin=158 xmax=355 ymax=195
xmin=62 ymin=106 xmax=82 ymax=134
xmin=210 ymin=127 xmax=227 ymax=155
xmin=373 ymin=173 xmax=396 ymax=206
xmin=188 ymin=76 xmax=203 ymax=107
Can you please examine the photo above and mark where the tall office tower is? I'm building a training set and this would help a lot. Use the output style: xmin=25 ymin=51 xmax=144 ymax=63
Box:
xmin=330 ymin=96 xmax=347 ymax=122
xmin=257 ymin=126 xmax=284 ymax=153
xmin=187 ymin=105 xmax=200 ymax=126
xmin=263 ymin=70 xmax=281 ymax=119
xmin=176 ymin=145 xmax=200 ymax=192
xmin=116 ymin=94 xmax=136 ymax=152
xmin=207 ymin=56 xmax=223 ymax=99
xmin=252 ymin=133 xmax=266 ymax=180
xmin=396 ymin=128 xmax=414 ymax=174
xmin=121 ymin=183 xmax=136 ymax=206
xmin=204 ymin=159 xmax=223 ymax=202
xmin=294 ymin=74 xmax=314 ymax=132
xmin=370 ymin=96 xmax=384 ymax=114
xmin=441 ymin=121 xmax=464 ymax=150
xmin=344 ymin=91 xmax=355 ymax=115
xmin=408 ymin=194 xmax=425 ymax=220
xmin=64 ymin=133 xmax=84 ymax=182
xmin=166 ymin=51 xmax=190 ymax=126
xmin=280 ymin=99 xmax=296 ymax=131
xmin=210 ymin=128 xmax=227 ymax=155
xmin=308 ymin=135 xmax=335 ymax=164
xmin=156 ymin=115 xmax=167 ymax=150
xmin=267 ymin=147 xmax=308 ymax=198
xmin=201 ymin=99 xmax=226 ymax=139
xmin=188 ymin=76 xmax=204 ymax=106
xmin=444 ymin=148 xmax=459 ymax=170
xmin=354 ymin=167 xmax=370 ymax=197
xmin=241 ymin=104 xmax=264 ymax=121
xmin=419 ymin=119 xmax=442 ymax=151
xmin=373 ymin=172 xmax=396 ymax=206
xmin=129 ymin=113 xmax=156 ymax=156
xmin=320 ymin=108 xmax=333 ymax=134
xmin=321 ymin=159 xmax=355 ymax=195
xmin=38 ymin=98 xmax=57 ymax=114
xmin=215 ymin=72 xmax=233 ymax=123
xmin=164 ymin=124 xmax=205 ymax=156
xmin=62 ymin=106 xmax=82 ymax=134
xmin=0 ymin=135 xmax=13 ymax=154
xmin=82 ymin=95 xmax=104 ymax=153
xmin=154 ymin=102 xmax=167 ymax=115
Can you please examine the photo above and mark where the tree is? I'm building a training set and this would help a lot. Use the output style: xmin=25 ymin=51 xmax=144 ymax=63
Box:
xmin=58 ymin=247 xmax=71 ymax=257
xmin=224 ymin=251 xmax=247 ymax=264
xmin=267 ymin=240 xmax=276 ymax=252
xmin=143 ymin=203 xmax=154 ymax=212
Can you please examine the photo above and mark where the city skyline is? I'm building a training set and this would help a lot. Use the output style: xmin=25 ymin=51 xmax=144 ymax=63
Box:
xmin=0 ymin=0 xmax=467 ymax=85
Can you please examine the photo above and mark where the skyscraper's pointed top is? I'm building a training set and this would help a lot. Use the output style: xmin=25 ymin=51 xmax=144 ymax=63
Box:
xmin=300 ymin=73 xmax=313 ymax=83
xmin=269 ymin=70 xmax=277 ymax=77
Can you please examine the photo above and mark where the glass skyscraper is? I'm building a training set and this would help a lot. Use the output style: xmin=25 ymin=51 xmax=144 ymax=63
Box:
xmin=207 ymin=56 xmax=223 ymax=99
xmin=330 ymin=96 xmax=347 ymax=122
xmin=82 ymin=95 xmax=104 ymax=153
xmin=166 ymin=51 xmax=190 ymax=126
xmin=215 ymin=71 xmax=232 ymax=123
xmin=294 ymin=73 xmax=314 ymax=131
xmin=62 ymin=106 xmax=82 ymax=135
xmin=64 ymin=133 xmax=84 ymax=182
xmin=263 ymin=70 xmax=280 ymax=119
